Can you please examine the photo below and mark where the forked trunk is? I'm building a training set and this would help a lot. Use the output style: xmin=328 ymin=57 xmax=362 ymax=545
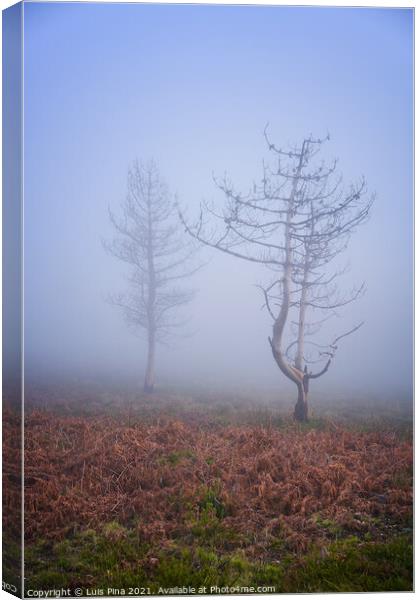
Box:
xmin=143 ymin=332 xmax=155 ymax=393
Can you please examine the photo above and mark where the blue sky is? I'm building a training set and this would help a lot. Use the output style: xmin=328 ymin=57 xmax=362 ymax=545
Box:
xmin=22 ymin=3 xmax=413 ymax=396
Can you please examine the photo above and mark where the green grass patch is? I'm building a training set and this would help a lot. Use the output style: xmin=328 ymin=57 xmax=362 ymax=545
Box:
xmin=25 ymin=523 xmax=149 ymax=591
xmin=3 ymin=535 xmax=22 ymax=594
xmin=284 ymin=535 xmax=413 ymax=592
xmin=24 ymin=523 xmax=412 ymax=594
xmin=198 ymin=486 xmax=227 ymax=520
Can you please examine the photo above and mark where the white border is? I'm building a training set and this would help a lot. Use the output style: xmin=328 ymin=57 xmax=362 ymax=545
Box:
xmin=0 ymin=2 xmax=415 ymax=600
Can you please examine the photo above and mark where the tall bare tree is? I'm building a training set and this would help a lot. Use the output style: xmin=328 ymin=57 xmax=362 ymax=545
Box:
xmin=105 ymin=160 xmax=197 ymax=393
xmin=180 ymin=130 xmax=373 ymax=420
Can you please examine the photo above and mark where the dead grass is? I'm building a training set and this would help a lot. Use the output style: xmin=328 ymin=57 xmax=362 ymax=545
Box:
xmin=2 ymin=406 xmax=411 ymax=560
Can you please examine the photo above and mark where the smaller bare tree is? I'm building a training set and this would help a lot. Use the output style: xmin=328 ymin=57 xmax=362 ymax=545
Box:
xmin=104 ymin=160 xmax=198 ymax=393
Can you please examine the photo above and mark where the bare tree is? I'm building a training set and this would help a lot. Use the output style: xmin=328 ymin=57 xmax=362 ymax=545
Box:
xmin=179 ymin=130 xmax=373 ymax=420
xmin=104 ymin=160 xmax=198 ymax=393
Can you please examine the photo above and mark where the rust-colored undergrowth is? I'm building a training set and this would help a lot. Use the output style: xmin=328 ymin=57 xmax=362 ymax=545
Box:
xmin=3 ymin=407 xmax=412 ymax=558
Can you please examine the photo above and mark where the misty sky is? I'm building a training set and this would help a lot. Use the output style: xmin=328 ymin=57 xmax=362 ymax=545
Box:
xmin=22 ymin=3 xmax=413 ymax=398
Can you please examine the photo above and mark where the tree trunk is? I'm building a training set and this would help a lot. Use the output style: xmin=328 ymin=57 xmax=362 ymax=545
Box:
xmin=143 ymin=331 xmax=155 ymax=393
xmin=294 ymin=372 xmax=309 ymax=422
xmin=144 ymin=171 xmax=156 ymax=394
xmin=294 ymin=383 xmax=308 ymax=421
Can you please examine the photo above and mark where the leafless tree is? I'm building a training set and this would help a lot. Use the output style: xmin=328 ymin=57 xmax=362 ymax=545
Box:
xmin=179 ymin=130 xmax=373 ymax=420
xmin=104 ymin=160 xmax=198 ymax=393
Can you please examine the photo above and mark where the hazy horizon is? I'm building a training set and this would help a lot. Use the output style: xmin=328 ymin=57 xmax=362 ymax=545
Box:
xmin=18 ymin=3 xmax=413 ymax=400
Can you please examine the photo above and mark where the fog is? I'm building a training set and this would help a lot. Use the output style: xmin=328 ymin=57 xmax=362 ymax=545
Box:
xmin=20 ymin=4 xmax=413 ymax=403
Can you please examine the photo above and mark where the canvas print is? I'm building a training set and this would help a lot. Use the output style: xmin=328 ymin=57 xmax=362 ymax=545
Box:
xmin=2 ymin=1 xmax=413 ymax=597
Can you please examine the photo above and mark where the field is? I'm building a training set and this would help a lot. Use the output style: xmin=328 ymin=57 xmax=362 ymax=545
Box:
xmin=3 ymin=386 xmax=413 ymax=594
